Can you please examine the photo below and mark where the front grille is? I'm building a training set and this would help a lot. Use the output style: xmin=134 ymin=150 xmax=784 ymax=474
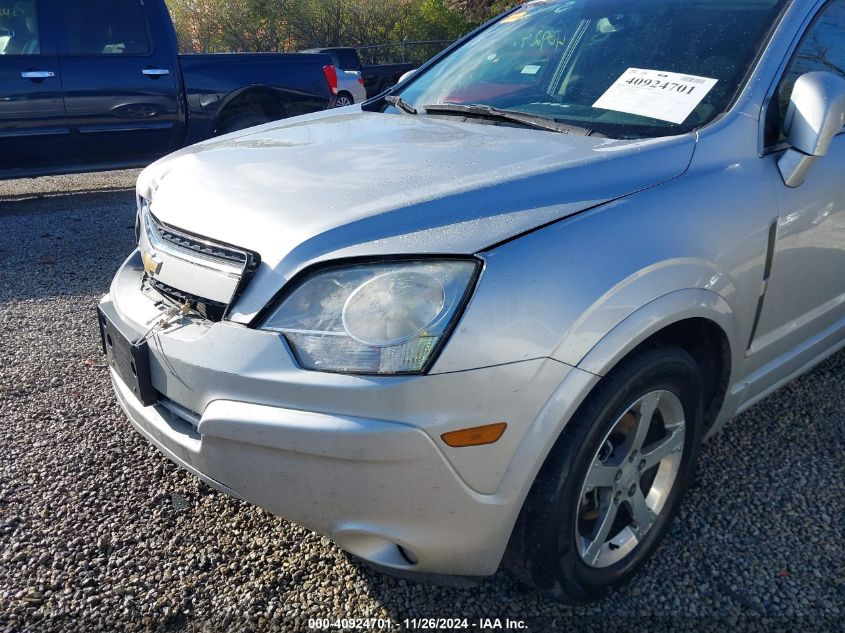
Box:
xmin=141 ymin=204 xmax=261 ymax=321
xmin=155 ymin=221 xmax=249 ymax=267
xmin=148 ymin=278 xmax=228 ymax=322
xmin=148 ymin=213 xmax=252 ymax=270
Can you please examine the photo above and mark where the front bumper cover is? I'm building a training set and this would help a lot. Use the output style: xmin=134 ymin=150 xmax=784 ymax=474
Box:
xmin=112 ymin=367 xmax=514 ymax=575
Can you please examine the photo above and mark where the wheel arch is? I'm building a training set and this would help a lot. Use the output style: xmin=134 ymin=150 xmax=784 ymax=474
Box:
xmin=577 ymin=288 xmax=738 ymax=432
xmin=209 ymin=86 xmax=290 ymax=136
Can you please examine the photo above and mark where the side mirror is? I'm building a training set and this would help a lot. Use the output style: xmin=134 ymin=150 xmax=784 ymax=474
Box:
xmin=398 ymin=69 xmax=416 ymax=84
xmin=778 ymin=71 xmax=845 ymax=187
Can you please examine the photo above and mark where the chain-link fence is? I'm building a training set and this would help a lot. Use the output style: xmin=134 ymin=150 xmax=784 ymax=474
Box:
xmin=357 ymin=39 xmax=455 ymax=66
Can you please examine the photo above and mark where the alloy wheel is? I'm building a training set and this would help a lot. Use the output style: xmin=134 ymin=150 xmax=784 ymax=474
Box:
xmin=575 ymin=390 xmax=686 ymax=568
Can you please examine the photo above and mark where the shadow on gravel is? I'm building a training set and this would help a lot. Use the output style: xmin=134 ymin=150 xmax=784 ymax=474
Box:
xmin=0 ymin=189 xmax=135 ymax=216
xmin=0 ymin=188 xmax=137 ymax=302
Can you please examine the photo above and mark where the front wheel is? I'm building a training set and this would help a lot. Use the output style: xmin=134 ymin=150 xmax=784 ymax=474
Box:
xmin=505 ymin=344 xmax=704 ymax=604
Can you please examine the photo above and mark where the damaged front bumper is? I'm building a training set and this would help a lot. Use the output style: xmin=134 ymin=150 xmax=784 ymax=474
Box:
xmin=101 ymin=250 xmax=575 ymax=576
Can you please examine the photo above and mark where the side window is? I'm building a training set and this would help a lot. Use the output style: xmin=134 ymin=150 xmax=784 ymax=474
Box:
xmin=0 ymin=0 xmax=41 ymax=55
xmin=766 ymin=0 xmax=845 ymax=144
xmin=62 ymin=0 xmax=150 ymax=55
xmin=337 ymin=49 xmax=360 ymax=72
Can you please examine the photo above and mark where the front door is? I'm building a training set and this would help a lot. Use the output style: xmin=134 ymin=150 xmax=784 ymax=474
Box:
xmin=0 ymin=0 xmax=67 ymax=173
xmin=54 ymin=0 xmax=181 ymax=165
xmin=749 ymin=0 xmax=845 ymax=377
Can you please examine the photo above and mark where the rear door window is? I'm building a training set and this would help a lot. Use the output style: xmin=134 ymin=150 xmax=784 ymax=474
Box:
xmin=61 ymin=0 xmax=150 ymax=55
xmin=0 ymin=0 xmax=42 ymax=55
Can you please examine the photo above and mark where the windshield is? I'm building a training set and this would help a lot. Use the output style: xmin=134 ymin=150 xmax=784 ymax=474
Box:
xmin=398 ymin=0 xmax=789 ymax=138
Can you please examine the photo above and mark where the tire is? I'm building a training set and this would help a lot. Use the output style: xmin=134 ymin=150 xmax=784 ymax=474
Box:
xmin=216 ymin=111 xmax=273 ymax=135
xmin=505 ymin=344 xmax=704 ymax=604
xmin=335 ymin=92 xmax=354 ymax=107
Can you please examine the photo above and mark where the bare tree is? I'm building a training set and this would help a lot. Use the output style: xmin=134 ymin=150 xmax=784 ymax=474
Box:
xmin=448 ymin=0 xmax=512 ymax=20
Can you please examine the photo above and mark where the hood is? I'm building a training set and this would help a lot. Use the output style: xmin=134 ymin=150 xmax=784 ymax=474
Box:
xmin=138 ymin=108 xmax=695 ymax=322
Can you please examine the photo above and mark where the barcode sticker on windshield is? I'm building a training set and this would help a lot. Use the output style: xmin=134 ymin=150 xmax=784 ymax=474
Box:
xmin=593 ymin=68 xmax=718 ymax=124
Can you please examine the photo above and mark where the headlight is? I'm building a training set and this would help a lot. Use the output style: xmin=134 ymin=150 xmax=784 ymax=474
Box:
xmin=261 ymin=259 xmax=479 ymax=375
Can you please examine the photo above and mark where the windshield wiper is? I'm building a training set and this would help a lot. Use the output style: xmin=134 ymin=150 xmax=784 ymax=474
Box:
xmin=385 ymin=94 xmax=418 ymax=115
xmin=423 ymin=103 xmax=593 ymax=136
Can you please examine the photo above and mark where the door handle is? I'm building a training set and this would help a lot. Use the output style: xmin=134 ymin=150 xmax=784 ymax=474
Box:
xmin=142 ymin=68 xmax=171 ymax=76
xmin=21 ymin=71 xmax=55 ymax=79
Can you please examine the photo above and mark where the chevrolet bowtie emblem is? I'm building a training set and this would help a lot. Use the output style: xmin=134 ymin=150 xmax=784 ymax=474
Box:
xmin=142 ymin=250 xmax=162 ymax=276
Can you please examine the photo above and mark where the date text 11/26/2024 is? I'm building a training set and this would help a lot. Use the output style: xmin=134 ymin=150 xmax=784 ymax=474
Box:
xmin=308 ymin=618 xmax=529 ymax=630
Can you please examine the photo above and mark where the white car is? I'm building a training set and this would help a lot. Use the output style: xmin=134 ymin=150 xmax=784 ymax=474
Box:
xmin=335 ymin=68 xmax=367 ymax=107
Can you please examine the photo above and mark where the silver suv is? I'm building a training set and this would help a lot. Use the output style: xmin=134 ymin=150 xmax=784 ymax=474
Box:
xmin=100 ymin=0 xmax=845 ymax=603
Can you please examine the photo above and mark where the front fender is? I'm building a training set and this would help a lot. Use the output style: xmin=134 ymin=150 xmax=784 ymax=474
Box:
xmin=493 ymin=286 xmax=740 ymax=500
xmin=576 ymin=287 xmax=740 ymax=377
xmin=550 ymin=262 xmax=742 ymax=368
xmin=433 ymin=200 xmax=765 ymax=376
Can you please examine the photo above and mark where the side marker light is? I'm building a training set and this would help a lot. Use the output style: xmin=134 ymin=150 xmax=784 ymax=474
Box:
xmin=441 ymin=423 xmax=507 ymax=448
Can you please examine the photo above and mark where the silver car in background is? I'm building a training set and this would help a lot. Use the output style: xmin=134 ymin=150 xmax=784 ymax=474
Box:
xmin=335 ymin=68 xmax=367 ymax=107
xmin=99 ymin=0 xmax=845 ymax=603
xmin=302 ymin=47 xmax=368 ymax=106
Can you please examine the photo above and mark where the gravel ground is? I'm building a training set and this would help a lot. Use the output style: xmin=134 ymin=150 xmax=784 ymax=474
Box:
xmin=0 ymin=172 xmax=843 ymax=632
